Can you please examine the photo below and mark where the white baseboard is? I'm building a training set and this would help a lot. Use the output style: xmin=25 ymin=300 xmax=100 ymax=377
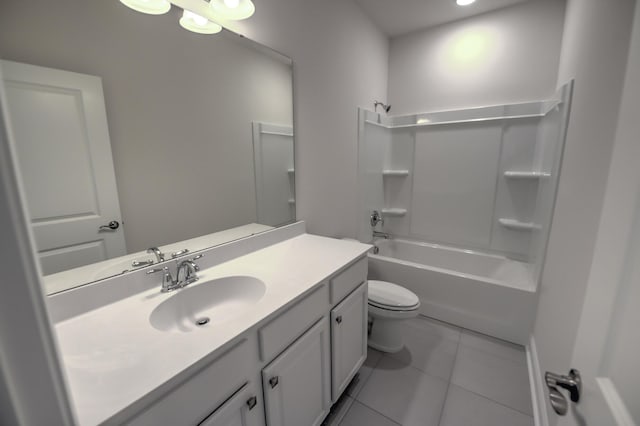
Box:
xmin=526 ymin=335 xmax=549 ymax=426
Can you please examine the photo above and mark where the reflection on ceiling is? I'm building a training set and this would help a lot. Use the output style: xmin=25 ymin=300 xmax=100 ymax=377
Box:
xmin=354 ymin=0 xmax=531 ymax=37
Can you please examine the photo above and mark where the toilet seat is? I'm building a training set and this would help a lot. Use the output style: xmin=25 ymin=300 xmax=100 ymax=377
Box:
xmin=368 ymin=280 xmax=420 ymax=311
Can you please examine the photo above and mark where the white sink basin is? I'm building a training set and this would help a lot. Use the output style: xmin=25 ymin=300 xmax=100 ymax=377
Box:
xmin=150 ymin=276 xmax=266 ymax=332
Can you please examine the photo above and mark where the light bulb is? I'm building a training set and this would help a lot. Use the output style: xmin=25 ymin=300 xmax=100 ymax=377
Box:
xmin=456 ymin=0 xmax=476 ymax=5
xmin=224 ymin=0 xmax=240 ymax=9
xmin=119 ymin=0 xmax=171 ymax=15
xmin=209 ymin=0 xmax=255 ymax=20
xmin=180 ymin=10 xmax=222 ymax=34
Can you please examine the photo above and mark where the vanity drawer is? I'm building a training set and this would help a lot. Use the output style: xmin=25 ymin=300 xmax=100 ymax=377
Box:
xmin=125 ymin=339 xmax=252 ymax=426
xmin=330 ymin=257 xmax=367 ymax=305
xmin=259 ymin=283 xmax=329 ymax=362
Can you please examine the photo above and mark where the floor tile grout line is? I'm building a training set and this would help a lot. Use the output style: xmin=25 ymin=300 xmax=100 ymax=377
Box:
xmin=328 ymin=395 xmax=354 ymax=426
xmin=448 ymin=383 xmax=534 ymax=418
xmin=435 ymin=374 xmax=453 ymax=426
xmin=348 ymin=352 xmax=384 ymax=399
xmin=436 ymin=330 xmax=465 ymax=426
xmin=383 ymin=336 xmax=461 ymax=380
xmin=354 ymin=354 xmax=451 ymax=425
xmin=415 ymin=314 xmax=463 ymax=342
xmin=376 ymin=353 xmax=452 ymax=386
xmin=347 ymin=398 xmax=403 ymax=426
xmin=456 ymin=342 xmax=529 ymax=366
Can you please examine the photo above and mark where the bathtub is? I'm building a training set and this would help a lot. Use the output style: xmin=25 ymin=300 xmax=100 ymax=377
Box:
xmin=367 ymin=238 xmax=537 ymax=344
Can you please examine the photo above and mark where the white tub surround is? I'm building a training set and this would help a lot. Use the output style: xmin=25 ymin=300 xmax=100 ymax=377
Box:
xmin=368 ymin=238 xmax=536 ymax=344
xmin=48 ymin=223 xmax=370 ymax=425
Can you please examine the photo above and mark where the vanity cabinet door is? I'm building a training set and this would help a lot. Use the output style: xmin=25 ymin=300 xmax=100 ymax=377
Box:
xmin=330 ymin=282 xmax=367 ymax=402
xmin=262 ymin=317 xmax=331 ymax=426
xmin=199 ymin=383 xmax=262 ymax=426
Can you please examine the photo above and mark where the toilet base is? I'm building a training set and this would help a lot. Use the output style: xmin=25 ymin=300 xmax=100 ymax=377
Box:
xmin=368 ymin=312 xmax=415 ymax=353
xmin=367 ymin=338 xmax=403 ymax=353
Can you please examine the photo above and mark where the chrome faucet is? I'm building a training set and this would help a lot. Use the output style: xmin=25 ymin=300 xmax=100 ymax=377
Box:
xmin=176 ymin=259 xmax=200 ymax=287
xmin=147 ymin=247 xmax=165 ymax=263
xmin=147 ymin=254 xmax=203 ymax=292
xmin=372 ymin=231 xmax=390 ymax=239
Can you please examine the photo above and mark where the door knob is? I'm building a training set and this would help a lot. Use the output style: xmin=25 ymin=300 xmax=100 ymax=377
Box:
xmin=269 ymin=376 xmax=279 ymax=389
xmin=335 ymin=315 xmax=343 ymax=324
xmin=545 ymin=369 xmax=581 ymax=415
xmin=99 ymin=220 xmax=120 ymax=231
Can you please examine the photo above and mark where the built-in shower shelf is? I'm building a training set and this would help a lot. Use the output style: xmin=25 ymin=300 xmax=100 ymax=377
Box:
xmin=498 ymin=218 xmax=540 ymax=231
xmin=381 ymin=208 xmax=407 ymax=217
xmin=382 ymin=169 xmax=410 ymax=177
xmin=288 ymin=198 xmax=296 ymax=204
xmin=504 ymin=171 xmax=550 ymax=179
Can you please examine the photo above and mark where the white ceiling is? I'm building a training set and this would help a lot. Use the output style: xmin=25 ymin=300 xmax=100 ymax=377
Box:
xmin=354 ymin=0 xmax=531 ymax=37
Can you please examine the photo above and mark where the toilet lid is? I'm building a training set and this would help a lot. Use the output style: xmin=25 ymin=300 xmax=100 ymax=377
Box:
xmin=368 ymin=280 xmax=419 ymax=310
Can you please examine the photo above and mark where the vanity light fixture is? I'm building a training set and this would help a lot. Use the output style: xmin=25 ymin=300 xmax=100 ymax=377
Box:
xmin=179 ymin=10 xmax=223 ymax=34
xmin=119 ymin=0 xmax=171 ymax=15
xmin=209 ymin=0 xmax=256 ymax=20
xmin=456 ymin=0 xmax=476 ymax=6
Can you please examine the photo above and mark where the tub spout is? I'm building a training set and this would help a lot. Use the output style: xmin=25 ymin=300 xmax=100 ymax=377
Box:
xmin=373 ymin=231 xmax=390 ymax=239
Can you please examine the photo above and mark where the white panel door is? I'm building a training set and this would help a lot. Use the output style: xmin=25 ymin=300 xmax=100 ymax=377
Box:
xmin=553 ymin=6 xmax=640 ymax=425
xmin=331 ymin=282 xmax=367 ymax=402
xmin=199 ymin=384 xmax=262 ymax=426
xmin=1 ymin=60 xmax=126 ymax=275
xmin=252 ymin=122 xmax=295 ymax=227
xmin=262 ymin=317 xmax=331 ymax=426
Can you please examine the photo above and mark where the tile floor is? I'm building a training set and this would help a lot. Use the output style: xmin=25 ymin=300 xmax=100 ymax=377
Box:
xmin=323 ymin=315 xmax=534 ymax=426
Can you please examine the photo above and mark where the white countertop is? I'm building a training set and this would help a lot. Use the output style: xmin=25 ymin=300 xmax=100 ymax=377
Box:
xmin=53 ymin=234 xmax=369 ymax=425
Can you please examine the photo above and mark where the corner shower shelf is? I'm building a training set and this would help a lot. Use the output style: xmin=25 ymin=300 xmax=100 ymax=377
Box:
xmin=381 ymin=208 xmax=407 ymax=217
xmin=382 ymin=169 xmax=410 ymax=177
xmin=504 ymin=171 xmax=551 ymax=179
xmin=498 ymin=218 xmax=540 ymax=231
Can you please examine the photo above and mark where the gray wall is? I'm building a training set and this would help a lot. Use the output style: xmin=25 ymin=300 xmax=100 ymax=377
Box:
xmin=0 ymin=0 xmax=293 ymax=252
xmin=225 ymin=0 xmax=390 ymax=238
xmin=387 ymin=0 xmax=566 ymax=115
xmin=532 ymin=1 xmax=637 ymax=424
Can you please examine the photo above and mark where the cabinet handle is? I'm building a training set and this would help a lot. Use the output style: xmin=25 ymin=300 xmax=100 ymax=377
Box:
xmin=269 ymin=376 xmax=279 ymax=389
xmin=246 ymin=396 xmax=257 ymax=410
xmin=336 ymin=315 xmax=343 ymax=324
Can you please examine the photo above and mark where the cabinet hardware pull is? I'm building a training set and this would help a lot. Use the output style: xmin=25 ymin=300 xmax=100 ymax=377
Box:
xmin=246 ymin=396 xmax=257 ymax=410
xmin=336 ymin=316 xmax=343 ymax=324
xmin=269 ymin=376 xmax=279 ymax=388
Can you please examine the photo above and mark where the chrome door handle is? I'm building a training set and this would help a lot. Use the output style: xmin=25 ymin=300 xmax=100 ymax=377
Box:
xmin=545 ymin=368 xmax=581 ymax=415
xmin=99 ymin=220 xmax=120 ymax=231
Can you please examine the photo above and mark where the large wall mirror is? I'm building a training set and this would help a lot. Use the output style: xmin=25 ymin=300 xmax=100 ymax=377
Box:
xmin=0 ymin=0 xmax=295 ymax=294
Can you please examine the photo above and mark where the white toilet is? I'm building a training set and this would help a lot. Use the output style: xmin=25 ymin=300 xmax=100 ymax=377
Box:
xmin=367 ymin=280 xmax=420 ymax=353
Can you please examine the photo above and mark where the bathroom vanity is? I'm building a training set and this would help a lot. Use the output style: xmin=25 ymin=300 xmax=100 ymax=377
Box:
xmin=47 ymin=223 xmax=370 ymax=425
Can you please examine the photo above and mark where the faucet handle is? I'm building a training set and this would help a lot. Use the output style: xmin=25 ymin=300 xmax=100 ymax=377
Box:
xmin=171 ymin=248 xmax=190 ymax=258
xmin=370 ymin=210 xmax=384 ymax=227
xmin=146 ymin=266 xmax=169 ymax=275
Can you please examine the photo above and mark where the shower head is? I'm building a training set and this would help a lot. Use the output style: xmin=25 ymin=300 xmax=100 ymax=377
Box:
xmin=374 ymin=101 xmax=391 ymax=114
